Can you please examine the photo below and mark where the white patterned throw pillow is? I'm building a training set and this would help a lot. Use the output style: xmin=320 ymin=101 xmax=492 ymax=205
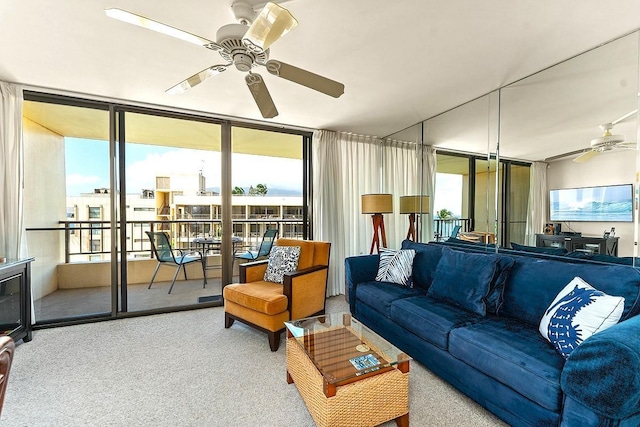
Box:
xmin=263 ymin=246 xmax=301 ymax=284
xmin=539 ymin=276 xmax=624 ymax=359
xmin=375 ymin=248 xmax=416 ymax=287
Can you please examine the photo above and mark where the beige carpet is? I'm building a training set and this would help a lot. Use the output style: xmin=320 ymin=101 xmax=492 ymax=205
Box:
xmin=2 ymin=296 xmax=506 ymax=426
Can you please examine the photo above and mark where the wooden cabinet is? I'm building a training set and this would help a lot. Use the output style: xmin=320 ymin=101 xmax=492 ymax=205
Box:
xmin=0 ymin=258 xmax=34 ymax=343
xmin=535 ymin=234 xmax=618 ymax=256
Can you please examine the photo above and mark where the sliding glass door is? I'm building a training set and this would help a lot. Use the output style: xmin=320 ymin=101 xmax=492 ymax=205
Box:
xmin=23 ymin=98 xmax=113 ymax=322
xmin=22 ymin=92 xmax=311 ymax=325
xmin=229 ymin=127 xmax=306 ymax=282
xmin=120 ymin=111 xmax=223 ymax=312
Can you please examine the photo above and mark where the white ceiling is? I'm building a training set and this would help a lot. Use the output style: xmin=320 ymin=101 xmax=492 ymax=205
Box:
xmin=2 ymin=0 xmax=640 ymax=156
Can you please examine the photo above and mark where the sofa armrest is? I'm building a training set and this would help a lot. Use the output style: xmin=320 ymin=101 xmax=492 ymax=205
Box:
xmin=239 ymin=259 xmax=269 ymax=283
xmin=344 ymin=255 xmax=379 ymax=313
xmin=283 ymin=265 xmax=329 ymax=320
xmin=561 ymin=315 xmax=640 ymax=419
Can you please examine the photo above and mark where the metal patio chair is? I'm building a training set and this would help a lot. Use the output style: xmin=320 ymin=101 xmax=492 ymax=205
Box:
xmin=146 ymin=231 xmax=206 ymax=294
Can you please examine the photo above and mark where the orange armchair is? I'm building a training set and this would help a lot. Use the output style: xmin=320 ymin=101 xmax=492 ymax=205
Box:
xmin=223 ymin=239 xmax=331 ymax=351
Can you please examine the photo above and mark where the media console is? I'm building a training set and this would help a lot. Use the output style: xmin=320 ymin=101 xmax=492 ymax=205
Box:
xmin=0 ymin=258 xmax=34 ymax=343
xmin=535 ymin=234 xmax=618 ymax=256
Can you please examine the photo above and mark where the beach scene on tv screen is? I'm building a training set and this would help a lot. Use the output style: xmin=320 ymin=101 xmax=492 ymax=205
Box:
xmin=550 ymin=185 xmax=633 ymax=222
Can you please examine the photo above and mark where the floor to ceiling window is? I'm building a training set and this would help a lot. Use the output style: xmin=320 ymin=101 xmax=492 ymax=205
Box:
xmin=120 ymin=111 xmax=223 ymax=312
xmin=501 ymin=162 xmax=531 ymax=245
xmin=230 ymin=127 xmax=306 ymax=283
xmin=434 ymin=152 xmax=530 ymax=246
xmin=22 ymin=92 xmax=311 ymax=326
xmin=434 ymin=153 xmax=470 ymax=239
xmin=23 ymin=98 xmax=112 ymax=322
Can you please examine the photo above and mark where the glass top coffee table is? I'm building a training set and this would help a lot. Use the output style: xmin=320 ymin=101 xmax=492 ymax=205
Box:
xmin=284 ymin=312 xmax=411 ymax=427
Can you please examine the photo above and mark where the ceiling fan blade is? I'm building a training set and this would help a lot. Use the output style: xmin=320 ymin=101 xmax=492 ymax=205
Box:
xmin=612 ymin=109 xmax=638 ymax=126
xmin=618 ymin=141 xmax=637 ymax=149
xmin=245 ymin=73 xmax=278 ymax=118
xmin=166 ymin=65 xmax=228 ymax=95
xmin=243 ymin=2 xmax=298 ymax=54
xmin=265 ymin=60 xmax=344 ymax=98
xmin=104 ymin=8 xmax=216 ymax=49
xmin=573 ymin=150 xmax=600 ymax=163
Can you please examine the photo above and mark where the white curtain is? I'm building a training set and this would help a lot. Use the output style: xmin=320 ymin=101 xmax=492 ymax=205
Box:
xmin=420 ymin=145 xmax=437 ymax=242
xmin=313 ymin=130 xmax=436 ymax=296
xmin=312 ymin=130 xmax=381 ymax=296
xmin=525 ymin=161 xmax=548 ymax=245
xmin=381 ymin=140 xmax=435 ymax=246
xmin=0 ymin=82 xmax=27 ymax=260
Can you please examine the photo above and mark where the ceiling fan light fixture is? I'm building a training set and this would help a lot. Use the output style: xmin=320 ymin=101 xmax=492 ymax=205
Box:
xmin=242 ymin=2 xmax=298 ymax=54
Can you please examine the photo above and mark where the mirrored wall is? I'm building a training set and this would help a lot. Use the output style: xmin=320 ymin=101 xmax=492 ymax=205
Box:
xmin=387 ymin=29 xmax=640 ymax=264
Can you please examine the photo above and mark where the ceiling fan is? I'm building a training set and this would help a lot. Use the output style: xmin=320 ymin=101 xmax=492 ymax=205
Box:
xmin=104 ymin=2 xmax=345 ymax=119
xmin=573 ymin=109 xmax=638 ymax=163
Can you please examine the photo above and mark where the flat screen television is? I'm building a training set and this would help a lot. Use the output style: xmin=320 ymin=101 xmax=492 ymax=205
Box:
xmin=549 ymin=184 xmax=633 ymax=222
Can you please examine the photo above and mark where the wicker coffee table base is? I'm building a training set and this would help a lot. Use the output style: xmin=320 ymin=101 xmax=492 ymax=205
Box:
xmin=286 ymin=337 xmax=409 ymax=427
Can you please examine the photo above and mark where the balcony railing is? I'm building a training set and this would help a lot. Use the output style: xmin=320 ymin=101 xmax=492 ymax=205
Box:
xmin=29 ymin=218 xmax=474 ymax=263
xmin=29 ymin=219 xmax=305 ymax=263
xmin=433 ymin=218 xmax=471 ymax=241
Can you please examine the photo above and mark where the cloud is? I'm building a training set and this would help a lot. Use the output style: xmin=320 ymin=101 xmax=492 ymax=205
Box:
xmin=66 ymin=174 xmax=101 ymax=186
xmin=125 ymin=149 xmax=302 ymax=193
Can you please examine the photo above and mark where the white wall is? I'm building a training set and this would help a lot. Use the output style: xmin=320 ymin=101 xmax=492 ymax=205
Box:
xmin=23 ymin=118 xmax=66 ymax=298
xmin=546 ymin=150 xmax=636 ymax=256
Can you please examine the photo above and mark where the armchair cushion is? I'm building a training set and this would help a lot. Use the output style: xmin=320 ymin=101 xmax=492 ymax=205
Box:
xmin=264 ymin=246 xmax=301 ymax=283
xmin=224 ymin=281 xmax=288 ymax=315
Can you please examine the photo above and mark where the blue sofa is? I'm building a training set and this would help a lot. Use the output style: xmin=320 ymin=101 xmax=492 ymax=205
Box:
xmin=345 ymin=240 xmax=640 ymax=427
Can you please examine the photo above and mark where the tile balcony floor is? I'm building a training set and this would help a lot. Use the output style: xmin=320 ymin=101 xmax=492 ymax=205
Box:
xmin=34 ymin=277 xmax=237 ymax=322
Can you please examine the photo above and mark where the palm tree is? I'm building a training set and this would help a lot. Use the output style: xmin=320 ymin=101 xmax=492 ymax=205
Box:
xmin=436 ymin=208 xmax=454 ymax=219
xmin=232 ymin=186 xmax=245 ymax=195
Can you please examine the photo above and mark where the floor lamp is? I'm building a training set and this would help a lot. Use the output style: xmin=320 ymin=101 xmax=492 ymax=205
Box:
xmin=361 ymin=194 xmax=393 ymax=254
xmin=399 ymin=195 xmax=430 ymax=242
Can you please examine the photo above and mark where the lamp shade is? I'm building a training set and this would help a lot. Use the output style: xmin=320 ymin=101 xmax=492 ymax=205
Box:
xmin=361 ymin=194 xmax=393 ymax=214
xmin=399 ymin=195 xmax=430 ymax=214
xmin=242 ymin=2 xmax=298 ymax=53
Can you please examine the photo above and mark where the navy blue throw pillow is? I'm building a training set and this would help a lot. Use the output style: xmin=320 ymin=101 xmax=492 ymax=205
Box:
xmin=486 ymin=256 xmax=516 ymax=315
xmin=427 ymin=247 xmax=499 ymax=316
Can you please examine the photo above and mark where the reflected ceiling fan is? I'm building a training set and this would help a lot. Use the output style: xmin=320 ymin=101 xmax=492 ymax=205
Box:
xmin=105 ymin=2 xmax=344 ymax=119
xmin=573 ymin=109 xmax=638 ymax=163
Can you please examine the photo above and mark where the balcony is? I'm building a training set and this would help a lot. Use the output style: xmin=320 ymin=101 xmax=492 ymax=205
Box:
xmin=25 ymin=219 xmax=304 ymax=323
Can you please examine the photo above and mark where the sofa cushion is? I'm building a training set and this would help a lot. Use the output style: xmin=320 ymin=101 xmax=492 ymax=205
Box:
xmin=375 ymin=248 xmax=416 ymax=287
xmin=390 ymin=296 xmax=482 ymax=350
xmin=446 ymin=236 xmax=496 ymax=247
xmin=501 ymin=256 xmax=640 ymax=327
xmin=427 ymin=247 xmax=499 ymax=316
xmin=449 ymin=318 xmax=565 ymax=412
xmin=511 ymin=242 xmax=568 ymax=256
xmin=355 ymin=281 xmax=423 ymax=317
xmin=400 ymin=240 xmax=444 ymax=290
xmin=539 ymin=276 xmax=624 ymax=359
xmin=561 ymin=315 xmax=640 ymax=420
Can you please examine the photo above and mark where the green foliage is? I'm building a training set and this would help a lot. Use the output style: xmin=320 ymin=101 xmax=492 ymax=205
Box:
xmin=232 ymin=186 xmax=245 ymax=195
xmin=436 ymin=208 xmax=454 ymax=219
xmin=249 ymin=184 xmax=268 ymax=196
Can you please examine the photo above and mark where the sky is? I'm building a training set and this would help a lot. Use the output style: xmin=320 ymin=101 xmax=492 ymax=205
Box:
xmin=65 ymin=137 xmax=463 ymax=216
xmin=64 ymin=137 xmax=303 ymax=196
